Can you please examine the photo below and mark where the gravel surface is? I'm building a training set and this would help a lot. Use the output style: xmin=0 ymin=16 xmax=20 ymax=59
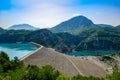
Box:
xmin=21 ymin=43 xmax=110 ymax=77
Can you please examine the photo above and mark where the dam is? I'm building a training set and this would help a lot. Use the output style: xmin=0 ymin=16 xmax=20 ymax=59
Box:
xmin=20 ymin=42 xmax=111 ymax=77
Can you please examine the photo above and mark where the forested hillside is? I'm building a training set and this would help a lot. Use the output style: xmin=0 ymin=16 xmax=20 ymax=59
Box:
xmin=0 ymin=26 xmax=120 ymax=53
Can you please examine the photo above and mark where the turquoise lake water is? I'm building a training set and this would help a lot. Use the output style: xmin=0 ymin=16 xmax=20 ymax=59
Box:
xmin=69 ymin=50 xmax=118 ymax=56
xmin=0 ymin=43 xmax=119 ymax=59
xmin=0 ymin=43 xmax=36 ymax=60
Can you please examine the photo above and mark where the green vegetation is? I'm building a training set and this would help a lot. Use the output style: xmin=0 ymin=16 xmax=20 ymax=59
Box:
xmin=0 ymin=29 xmax=61 ymax=47
xmin=0 ymin=27 xmax=120 ymax=53
xmin=117 ymin=53 xmax=120 ymax=57
xmin=0 ymin=51 xmax=120 ymax=80
xmin=0 ymin=16 xmax=120 ymax=53
xmin=75 ymin=27 xmax=120 ymax=51
xmin=114 ymin=52 xmax=120 ymax=57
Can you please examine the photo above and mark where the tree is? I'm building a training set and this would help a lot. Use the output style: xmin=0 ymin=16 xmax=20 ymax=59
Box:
xmin=0 ymin=51 xmax=9 ymax=61
xmin=41 ymin=65 xmax=60 ymax=80
xmin=11 ymin=56 xmax=23 ymax=70
xmin=56 ymin=74 xmax=71 ymax=80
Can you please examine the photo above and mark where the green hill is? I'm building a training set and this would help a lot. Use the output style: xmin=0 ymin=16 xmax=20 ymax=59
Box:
xmin=51 ymin=16 xmax=96 ymax=33
xmin=75 ymin=27 xmax=120 ymax=51
xmin=0 ymin=15 xmax=120 ymax=53
xmin=0 ymin=26 xmax=120 ymax=53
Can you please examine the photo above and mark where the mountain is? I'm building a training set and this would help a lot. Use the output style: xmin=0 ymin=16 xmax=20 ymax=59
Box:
xmin=114 ymin=25 xmax=120 ymax=32
xmin=0 ymin=27 xmax=3 ymax=30
xmin=0 ymin=29 xmax=68 ymax=52
xmin=0 ymin=29 xmax=60 ymax=46
xmin=51 ymin=16 xmax=96 ymax=33
xmin=25 ymin=29 xmax=63 ymax=48
xmin=96 ymin=24 xmax=113 ymax=28
xmin=115 ymin=25 xmax=120 ymax=29
xmin=0 ymin=27 xmax=120 ymax=53
xmin=116 ymin=25 xmax=120 ymax=27
xmin=0 ymin=16 xmax=120 ymax=53
xmin=8 ymin=24 xmax=38 ymax=30
xmin=75 ymin=27 xmax=120 ymax=51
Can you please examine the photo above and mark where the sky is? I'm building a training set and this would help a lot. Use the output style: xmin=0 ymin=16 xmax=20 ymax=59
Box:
xmin=0 ymin=0 xmax=120 ymax=28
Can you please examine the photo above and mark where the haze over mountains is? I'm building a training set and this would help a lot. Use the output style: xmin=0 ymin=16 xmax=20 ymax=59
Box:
xmin=96 ymin=24 xmax=113 ymax=28
xmin=0 ymin=16 xmax=120 ymax=53
xmin=6 ymin=15 xmax=117 ymax=31
xmin=8 ymin=24 xmax=38 ymax=30
xmin=4 ymin=15 xmax=118 ymax=32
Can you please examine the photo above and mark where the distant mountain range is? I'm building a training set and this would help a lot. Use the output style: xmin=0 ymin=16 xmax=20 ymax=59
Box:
xmin=0 ymin=16 xmax=120 ymax=53
xmin=96 ymin=24 xmax=113 ymax=28
xmin=8 ymin=24 xmax=38 ymax=30
xmin=6 ymin=16 xmax=115 ymax=32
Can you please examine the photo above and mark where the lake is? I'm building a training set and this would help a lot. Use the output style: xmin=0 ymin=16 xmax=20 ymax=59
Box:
xmin=69 ymin=50 xmax=118 ymax=56
xmin=0 ymin=43 xmax=36 ymax=60
xmin=0 ymin=43 xmax=118 ymax=59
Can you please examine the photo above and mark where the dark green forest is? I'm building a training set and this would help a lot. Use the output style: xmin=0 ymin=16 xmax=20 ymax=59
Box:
xmin=0 ymin=26 xmax=120 ymax=53
xmin=0 ymin=51 xmax=120 ymax=80
xmin=0 ymin=16 xmax=120 ymax=53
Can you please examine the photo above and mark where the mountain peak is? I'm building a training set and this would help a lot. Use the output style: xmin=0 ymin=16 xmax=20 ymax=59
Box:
xmin=8 ymin=24 xmax=38 ymax=30
xmin=71 ymin=15 xmax=90 ymax=20
xmin=51 ymin=16 xmax=94 ymax=33
xmin=69 ymin=15 xmax=94 ymax=26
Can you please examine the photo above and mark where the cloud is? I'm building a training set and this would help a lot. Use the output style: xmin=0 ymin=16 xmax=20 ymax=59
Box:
xmin=0 ymin=0 xmax=120 ymax=28
xmin=0 ymin=0 xmax=75 ymax=28
xmin=72 ymin=13 xmax=82 ymax=17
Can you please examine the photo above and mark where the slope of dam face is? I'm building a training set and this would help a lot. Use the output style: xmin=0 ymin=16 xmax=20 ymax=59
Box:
xmin=21 ymin=46 xmax=79 ymax=76
xmin=21 ymin=43 xmax=108 ymax=77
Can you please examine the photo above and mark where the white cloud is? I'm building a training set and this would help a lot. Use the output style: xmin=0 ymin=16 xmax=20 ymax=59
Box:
xmin=0 ymin=0 xmax=75 ymax=28
xmin=0 ymin=0 xmax=120 ymax=28
xmin=72 ymin=13 xmax=82 ymax=17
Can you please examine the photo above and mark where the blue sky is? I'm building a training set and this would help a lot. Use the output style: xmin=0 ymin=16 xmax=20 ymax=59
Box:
xmin=0 ymin=0 xmax=120 ymax=28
